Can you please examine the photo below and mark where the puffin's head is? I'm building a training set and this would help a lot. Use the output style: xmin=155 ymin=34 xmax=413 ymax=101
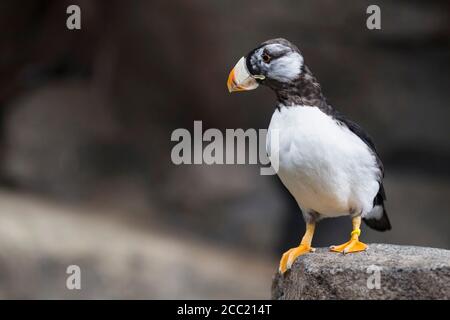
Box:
xmin=227 ymin=38 xmax=304 ymax=93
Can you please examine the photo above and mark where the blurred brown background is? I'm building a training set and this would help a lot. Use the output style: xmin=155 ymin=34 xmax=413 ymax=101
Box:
xmin=0 ymin=0 xmax=448 ymax=299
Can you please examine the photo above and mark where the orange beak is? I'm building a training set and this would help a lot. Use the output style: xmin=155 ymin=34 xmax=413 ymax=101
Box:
xmin=227 ymin=57 xmax=259 ymax=93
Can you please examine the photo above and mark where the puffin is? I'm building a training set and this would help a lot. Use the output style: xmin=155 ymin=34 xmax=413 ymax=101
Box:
xmin=227 ymin=38 xmax=391 ymax=273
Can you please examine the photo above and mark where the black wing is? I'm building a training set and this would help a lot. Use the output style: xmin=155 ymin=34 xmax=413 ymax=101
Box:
xmin=333 ymin=111 xmax=384 ymax=178
xmin=332 ymin=111 xmax=391 ymax=231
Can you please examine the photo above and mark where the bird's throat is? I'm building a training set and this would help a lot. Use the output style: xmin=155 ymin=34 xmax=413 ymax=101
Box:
xmin=273 ymin=67 xmax=327 ymax=109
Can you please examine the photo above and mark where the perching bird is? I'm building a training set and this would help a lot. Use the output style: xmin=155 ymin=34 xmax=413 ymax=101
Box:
xmin=227 ymin=38 xmax=391 ymax=273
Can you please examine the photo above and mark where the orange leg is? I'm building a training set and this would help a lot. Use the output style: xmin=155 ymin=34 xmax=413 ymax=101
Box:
xmin=279 ymin=222 xmax=316 ymax=273
xmin=330 ymin=216 xmax=368 ymax=254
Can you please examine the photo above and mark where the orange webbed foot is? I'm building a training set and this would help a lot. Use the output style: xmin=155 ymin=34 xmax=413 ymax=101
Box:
xmin=330 ymin=239 xmax=367 ymax=254
xmin=279 ymin=244 xmax=315 ymax=273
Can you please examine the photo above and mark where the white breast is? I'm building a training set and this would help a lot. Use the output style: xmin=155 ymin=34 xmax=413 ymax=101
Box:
xmin=267 ymin=106 xmax=380 ymax=217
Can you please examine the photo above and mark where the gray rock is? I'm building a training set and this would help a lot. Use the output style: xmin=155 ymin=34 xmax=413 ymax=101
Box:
xmin=272 ymin=244 xmax=450 ymax=299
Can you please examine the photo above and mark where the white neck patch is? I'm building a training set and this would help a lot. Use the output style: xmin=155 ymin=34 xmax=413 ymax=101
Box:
xmin=267 ymin=51 xmax=303 ymax=82
xmin=251 ymin=44 xmax=304 ymax=83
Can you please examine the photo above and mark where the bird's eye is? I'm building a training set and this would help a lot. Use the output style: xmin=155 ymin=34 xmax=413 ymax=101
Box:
xmin=262 ymin=53 xmax=271 ymax=63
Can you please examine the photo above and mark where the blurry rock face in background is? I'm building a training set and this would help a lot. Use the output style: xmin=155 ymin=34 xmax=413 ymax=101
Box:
xmin=0 ymin=0 xmax=448 ymax=298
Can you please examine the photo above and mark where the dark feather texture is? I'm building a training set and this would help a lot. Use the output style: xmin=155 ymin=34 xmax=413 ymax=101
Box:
xmin=364 ymin=184 xmax=392 ymax=231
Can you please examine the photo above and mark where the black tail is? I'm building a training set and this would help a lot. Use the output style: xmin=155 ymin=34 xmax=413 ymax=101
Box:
xmin=363 ymin=207 xmax=391 ymax=231
xmin=363 ymin=185 xmax=392 ymax=231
